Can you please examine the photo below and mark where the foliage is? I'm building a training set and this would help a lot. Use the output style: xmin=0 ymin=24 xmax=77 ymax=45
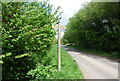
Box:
xmin=61 ymin=39 xmax=68 ymax=45
xmin=63 ymin=2 xmax=120 ymax=52
xmin=69 ymin=45 xmax=119 ymax=60
xmin=2 ymin=1 xmax=61 ymax=80
xmin=41 ymin=44 xmax=83 ymax=79
xmin=26 ymin=65 xmax=53 ymax=79
xmin=24 ymin=44 xmax=83 ymax=79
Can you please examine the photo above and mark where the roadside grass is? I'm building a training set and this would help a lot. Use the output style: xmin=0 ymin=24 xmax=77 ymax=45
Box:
xmin=45 ymin=44 xmax=83 ymax=79
xmin=67 ymin=45 xmax=119 ymax=61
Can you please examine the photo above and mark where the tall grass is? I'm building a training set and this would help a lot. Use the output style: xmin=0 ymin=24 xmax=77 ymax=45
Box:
xmin=44 ymin=44 xmax=83 ymax=79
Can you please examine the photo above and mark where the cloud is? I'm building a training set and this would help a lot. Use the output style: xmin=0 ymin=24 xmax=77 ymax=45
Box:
xmin=38 ymin=0 xmax=91 ymax=26
xmin=61 ymin=31 xmax=64 ymax=37
xmin=55 ymin=31 xmax=64 ymax=39
xmin=38 ymin=0 xmax=91 ymax=37
xmin=48 ymin=0 xmax=91 ymax=26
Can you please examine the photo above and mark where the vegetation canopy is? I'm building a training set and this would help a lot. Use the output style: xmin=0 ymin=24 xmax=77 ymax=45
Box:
xmin=63 ymin=2 xmax=120 ymax=52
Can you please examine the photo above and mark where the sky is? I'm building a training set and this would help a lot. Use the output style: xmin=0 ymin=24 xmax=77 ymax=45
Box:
xmin=49 ymin=0 xmax=91 ymax=38
xmin=38 ymin=0 xmax=91 ymax=38
xmin=38 ymin=0 xmax=91 ymax=26
xmin=49 ymin=0 xmax=91 ymax=26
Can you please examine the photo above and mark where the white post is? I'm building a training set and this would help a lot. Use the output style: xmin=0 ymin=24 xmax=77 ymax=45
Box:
xmin=58 ymin=24 xmax=61 ymax=72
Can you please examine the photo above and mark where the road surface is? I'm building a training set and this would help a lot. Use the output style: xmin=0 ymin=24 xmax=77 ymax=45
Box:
xmin=62 ymin=45 xmax=119 ymax=79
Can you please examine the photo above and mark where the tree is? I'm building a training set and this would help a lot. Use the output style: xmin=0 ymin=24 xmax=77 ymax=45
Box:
xmin=63 ymin=2 xmax=120 ymax=52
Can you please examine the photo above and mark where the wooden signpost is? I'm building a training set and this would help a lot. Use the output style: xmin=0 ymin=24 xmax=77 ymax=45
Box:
xmin=52 ymin=24 xmax=65 ymax=72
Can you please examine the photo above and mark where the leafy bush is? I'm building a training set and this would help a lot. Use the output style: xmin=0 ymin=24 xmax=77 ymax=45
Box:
xmin=26 ymin=65 xmax=53 ymax=79
xmin=61 ymin=39 xmax=68 ymax=45
xmin=2 ymin=2 xmax=61 ymax=80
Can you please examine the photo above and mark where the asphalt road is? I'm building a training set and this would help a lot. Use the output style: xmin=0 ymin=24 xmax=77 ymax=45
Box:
xmin=62 ymin=45 xmax=119 ymax=79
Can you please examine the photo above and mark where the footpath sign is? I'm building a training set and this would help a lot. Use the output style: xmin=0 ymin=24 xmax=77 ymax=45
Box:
xmin=52 ymin=24 xmax=65 ymax=72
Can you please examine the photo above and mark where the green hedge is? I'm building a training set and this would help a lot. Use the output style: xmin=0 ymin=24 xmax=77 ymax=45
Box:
xmin=2 ymin=2 xmax=61 ymax=80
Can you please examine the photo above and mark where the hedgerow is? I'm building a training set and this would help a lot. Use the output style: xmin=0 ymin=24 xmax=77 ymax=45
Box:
xmin=2 ymin=2 xmax=61 ymax=80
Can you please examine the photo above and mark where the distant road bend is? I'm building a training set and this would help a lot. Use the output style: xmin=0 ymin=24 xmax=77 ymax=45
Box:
xmin=62 ymin=45 xmax=119 ymax=79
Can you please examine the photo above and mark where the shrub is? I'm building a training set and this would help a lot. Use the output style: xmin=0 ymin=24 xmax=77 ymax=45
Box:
xmin=2 ymin=2 xmax=61 ymax=80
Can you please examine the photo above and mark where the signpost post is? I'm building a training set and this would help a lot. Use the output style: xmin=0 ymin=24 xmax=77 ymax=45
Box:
xmin=52 ymin=24 xmax=65 ymax=72
xmin=58 ymin=24 xmax=61 ymax=72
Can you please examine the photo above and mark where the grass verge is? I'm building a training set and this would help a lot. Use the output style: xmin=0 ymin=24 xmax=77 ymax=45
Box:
xmin=45 ymin=44 xmax=83 ymax=79
xmin=68 ymin=45 xmax=119 ymax=61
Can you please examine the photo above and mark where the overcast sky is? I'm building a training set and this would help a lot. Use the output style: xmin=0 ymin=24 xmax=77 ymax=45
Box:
xmin=48 ymin=0 xmax=91 ymax=38
xmin=38 ymin=0 xmax=91 ymax=38
xmin=49 ymin=0 xmax=91 ymax=26
xmin=38 ymin=0 xmax=91 ymax=26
